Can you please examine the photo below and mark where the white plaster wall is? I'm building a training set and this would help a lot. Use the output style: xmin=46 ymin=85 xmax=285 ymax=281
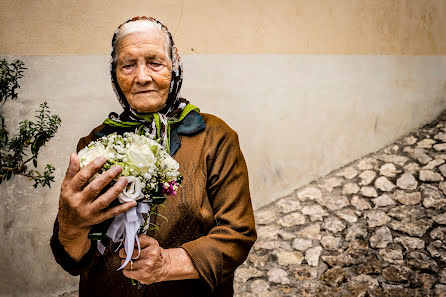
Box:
xmin=0 ymin=54 xmax=445 ymax=296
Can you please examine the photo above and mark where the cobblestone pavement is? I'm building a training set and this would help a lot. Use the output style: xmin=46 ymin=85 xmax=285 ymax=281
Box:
xmin=234 ymin=112 xmax=446 ymax=297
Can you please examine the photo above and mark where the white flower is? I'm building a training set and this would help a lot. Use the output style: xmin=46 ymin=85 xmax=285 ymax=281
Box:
xmin=118 ymin=176 xmax=144 ymax=203
xmin=126 ymin=142 xmax=155 ymax=171
xmin=78 ymin=142 xmax=107 ymax=165
xmin=161 ymin=155 xmax=179 ymax=171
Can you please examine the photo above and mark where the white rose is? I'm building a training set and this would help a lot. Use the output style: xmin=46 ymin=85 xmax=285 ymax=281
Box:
xmin=78 ymin=143 xmax=107 ymax=166
xmin=118 ymin=176 xmax=144 ymax=203
xmin=161 ymin=155 xmax=180 ymax=171
xmin=125 ymin=142 xmax=155 ymax=171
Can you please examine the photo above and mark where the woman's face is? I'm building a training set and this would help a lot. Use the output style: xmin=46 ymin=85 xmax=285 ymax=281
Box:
xmin=115 ymin=30 xmax=172 ymax=113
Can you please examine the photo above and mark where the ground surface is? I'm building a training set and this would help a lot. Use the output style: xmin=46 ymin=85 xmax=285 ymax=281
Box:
xmin=234 ymin=112 xmax=446 ymax=297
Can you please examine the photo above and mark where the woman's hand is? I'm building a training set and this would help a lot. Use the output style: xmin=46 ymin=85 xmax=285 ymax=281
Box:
xmin=57 ymin=153 xmax=137 ymax=261
xmin=120 ymin=235 xmax=199 ymax=284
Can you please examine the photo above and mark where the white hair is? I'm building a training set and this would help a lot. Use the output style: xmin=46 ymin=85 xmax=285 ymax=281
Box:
xmin=112 ymin=20 xmax=172 ymax=67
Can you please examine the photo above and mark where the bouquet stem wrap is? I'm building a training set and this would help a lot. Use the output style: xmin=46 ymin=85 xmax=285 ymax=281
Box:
xmin=97 ymin=202 xmax=150 ymax=270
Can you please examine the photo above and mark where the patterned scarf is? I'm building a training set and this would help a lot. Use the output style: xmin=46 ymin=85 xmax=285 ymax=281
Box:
xmin=105 ymin=16 xmax=198 ymax=153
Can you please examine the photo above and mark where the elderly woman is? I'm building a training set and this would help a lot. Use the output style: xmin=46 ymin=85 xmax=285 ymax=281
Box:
xmin=50 ymin=16 xmax=256 ymax=297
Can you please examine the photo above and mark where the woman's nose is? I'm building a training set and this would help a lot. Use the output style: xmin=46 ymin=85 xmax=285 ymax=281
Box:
xmin=135 ymin=64 xmax=152 ymax=85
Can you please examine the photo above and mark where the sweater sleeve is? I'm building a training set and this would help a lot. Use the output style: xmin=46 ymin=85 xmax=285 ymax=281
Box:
xmin=181 ymin=123 xmax=257 ymax=291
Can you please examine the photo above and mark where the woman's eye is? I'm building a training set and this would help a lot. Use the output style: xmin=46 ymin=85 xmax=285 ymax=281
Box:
xmin=150 ymin=62 xmax=161 ymax=66
xmin=123 ymin=65 xmax=133 ymax=69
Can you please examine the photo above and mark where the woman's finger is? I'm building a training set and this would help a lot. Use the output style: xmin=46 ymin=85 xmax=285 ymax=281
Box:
xmin=62 ymin=154 xmax=80 ymax=187
xmin=94 ymin=199 xmax=136 ymax=224
xmin=90 ymin=177 xmax=128 ymax=211
xmin=70 ymin=156 xmax=107 ymax=191
xmin=83 ymin=166 xmax=122 ymax=201
xmin=138 ymin=235 xmax=159 ymax=249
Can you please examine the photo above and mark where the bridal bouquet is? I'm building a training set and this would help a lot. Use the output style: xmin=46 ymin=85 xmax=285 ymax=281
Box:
xmin=78 ymin=132 xmax=182 ymax=270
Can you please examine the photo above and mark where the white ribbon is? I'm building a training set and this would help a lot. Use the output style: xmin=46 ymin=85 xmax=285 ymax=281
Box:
xmin=97 ymin=202 xmax=150 ymax=271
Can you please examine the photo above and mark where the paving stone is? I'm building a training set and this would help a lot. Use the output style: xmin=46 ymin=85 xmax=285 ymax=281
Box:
xmin=297 ymin=187 xmax=322 ymax=201
xmin=396 ymin=172 xmax=418 ymax=190
xmin=257 ymin=225 xmax=280 ymax=239
xmin=427 ymin=240 xmax=446 ymax=261
xmin=336 ymin=209 xmax=358 ymax=223
xmin=390 ymin=218 xmax=432 ymax=237
xmin=360 ymin=186 xmax=378 ymax=197
xmin=431 ymin=227 xmax=446 ymax=241
xmin=255 ymin=210 xmax=277 ymax=225
xmin=322 ymin=216 xmax=346 ymax=233
xmin=375 ymin=176 xmax=396 ymax=192
xmin=393 ymin=190 xmax=422 ymax=205
xmin=357 ymin=256 xmax=381 ymax=274
xmin=267 ymin=268 xmax=290 ymax=284
xmin=435 ymin=133 xmax=446 ymax=142
xmin=421 ymin=184 xmax=446 ymax=209
xmin=413 ymin=272 xmax=437 ymax=290
xmin=433 ymin=213 xmax=446 ymax=224
xmin=394 ymin=236 xmax=425 ymax=250
xmin=336 ymin=167 xmax=358 ymax=179
xmin=411 ymin=148 xmax=433 ymax=165
xmin=380 ymin=163 xmax=399 ymax=177
xmin=320 ymin=267 xmax=346 ymax=287
xmin=407 ymin=251 xmax=440 ymax=272
xmin=440 ymin=164 xmax=446 ymax=177
xmin=277 ymin=197 xmax=302 ymax=213
xmin=351 ymin=195 xmax=372 ymax=210
xmin=345 ymin=225 xmax=368 ymax=241
xmin=418 ymin=138 xmax=436 ymax=148
xmin=250 ymin=280 xmax=270 ymax=295
xmin=297 ymin=223 xmax=321 ymax=240
xmin=384 ymin=144 xmax=400 ymax=154
xmin=382 ymin=265 xmax=413 ymax=282
xmin=359 ymin=170 xmax=376 ymax=185
xmin=434 ymin=284 xmax=446 ymax=297
xmin=357 ymin=158 xmax=379 ymax=170
xmin=235 ymin=267 xmax=263 ymax=283
xmin=276 ymin=251 xmax=304 ymax=266
xmin=403 ymin=162 xmax=420 ymax=175
xmin=305 ymin=246 xmax=323 ymax=266
xmin=372 ymin=194 xmax=396 ymax=207
xmin=320 ymin=235 xmax=342 ymax=250
xmin=434 ymin=143 xmax=446 ymax=151
xmin=294 ymin=265 xmax=318 ymax=280
xmin=301 ymin=204 xmax=328 ymax=221
xmin=377 ymin=154 xmax=408 ymax=166
xmin=439 ymin=268 xmax=446 ymax=284
xmin=349 ymin=274 xmax=379 ymax=291
xmin=292 ymin=237 xmax=313 ymax=251
xmin=342 ymin=183 xmax=360 ymax=195
xmin=423 ymin=159 xmax=445 ymax=170
xmin=439 ymin=181 xmax=446 ymax=195
xmin=320 ymin=177 xmax=343 ymax=192
xmin=379 ymin=248 xmax=404 ymax=264
xmin=248 ymin=254 xmax=269 ymax=268
xmin=420 ymin=169 xmax=444 ymax=182
xmin=388 ymin=205 xmax=426 ymax=221
xmin=365 ymin=210 xmax=392 ymax=227
xmin=404 ymin=135 xmax=418 ymax=145
xmin=370 ymin=226 xmax=393 ymax=248
xmin=277 ymin=212 xmax=306 ymax=227
xmin=315 ymin=194 xmax=350 ymax=211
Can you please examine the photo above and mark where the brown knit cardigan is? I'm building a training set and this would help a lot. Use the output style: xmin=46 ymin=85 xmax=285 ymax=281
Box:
xmin=50 ymin=113 xmax=257 ymax=297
